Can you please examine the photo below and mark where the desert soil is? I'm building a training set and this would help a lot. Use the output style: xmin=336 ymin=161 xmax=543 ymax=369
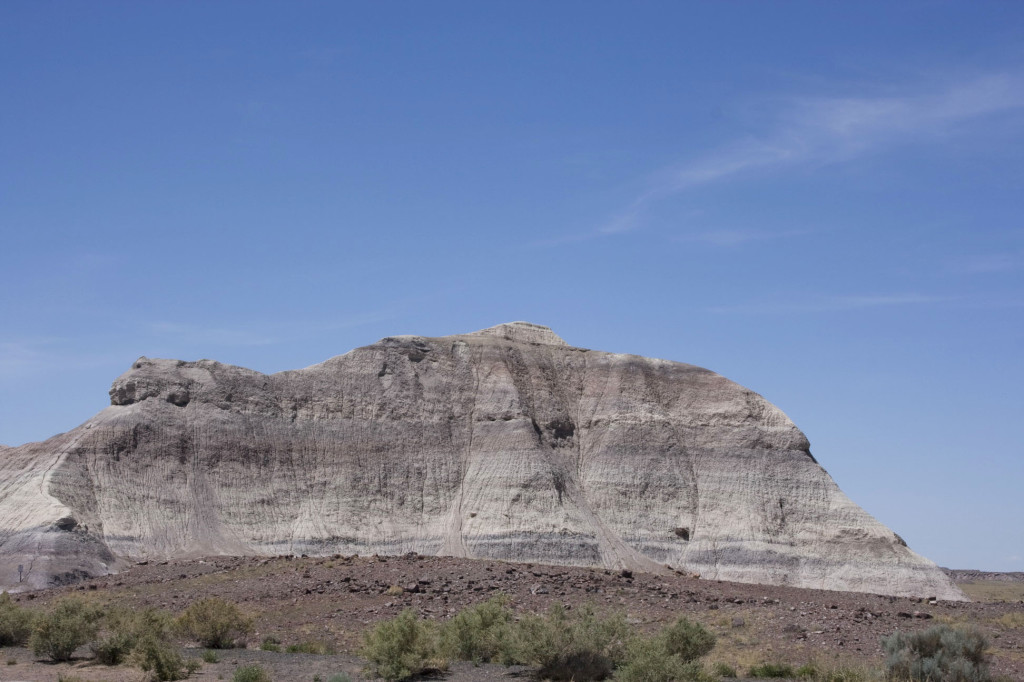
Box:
xmin=3 ymin=554 xmax=1023 ymax=681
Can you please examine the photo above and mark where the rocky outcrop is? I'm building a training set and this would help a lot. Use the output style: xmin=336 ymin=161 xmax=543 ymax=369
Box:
xmin=0 ymin=322 xmax=965 ymax=599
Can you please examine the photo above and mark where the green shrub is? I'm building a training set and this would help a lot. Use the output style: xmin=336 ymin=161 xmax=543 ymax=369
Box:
xmin=29 ymin=596 xmax=101 ymax=662
xmin=712 ymin=661 xmax=738 ymax=678
xmin=749 ymin=662 xmax=797 ymax=678
xmin=90 ymin=606 xmax=139 ymax=665
xmin=286 ymin=640 xmax=335 ymax=654
xmin=883 ymin=625 xmax=991 ymax=682
xmin=91 ymin=627 xmax=135 ymax=665
xmin=796 ymin=663 xmax=819 ymax=678
xmin=133 ymin=635 xmax=188 ymax=681
xmin=438 ymin=596 xmax=514 ymax=665
xmin=360 ymin=609 xmax=441 ymax=681
xmin=509 ymin=603 xmax=632 ymax=681
xmin=260 ymin=636 xmax=282 ymax=652
xmin=658 ymin=617 xmax=716 ymax=663
xmin=176 ymin=597 xmax=252 ymax=649
xmin=202 ymin=649 xmax=220 ymax=663
xmin=614 ymin=636 xmax=713 ymax=682
xmin=131 ymin=609 xmax=189 ymax=681
xmin=0 ymin=592 xmax=34 ymax=646
xmin=233 ymin=664 xmax=271 ymax=682
xmin=85 ymin=606 xmax=185 ymax=677
xmin=613 ymin=617 xmax=716 ymax=682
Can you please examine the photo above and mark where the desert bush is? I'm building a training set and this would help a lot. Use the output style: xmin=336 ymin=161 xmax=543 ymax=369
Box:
xmin=613 ymin=617 xmax=716 ymax=682
xmin=438 ymin=596 xmax=515 ymax=665
xmin=260 ymin=636 xmax=282 ymax=652
xmin=749 ymin=662 xmax=797 ymax=678
xmin=613 ymin=636 xmax=713 ymax=682
xmin=91 ymin=606 xmax=140 ymax=664
xmin=0 ymin=592 xmax=34 ymax=646
xmin=796 ymin=663 xmax=819 ymax=678
xmin=201 ymin=649 xmax=219 ymax=663
xmin=509 ymin=603 xmax=632 ymax=681
xmin=233 ymin=664 xmax=271 ymax=682
xmin=712 ymin=661 xmax=738 ymax=678
xmin=883 ymin=625 xmax=990 ymax=682
xmin=131 ymin=609 xmax=190 ymax=681
xmin=88 ymin=606 xmax=188 ymax=678
xmin=286 ymin=640 xmax=335 ymax=654
xmin=29 ymin=596 xmax=101 ymax=662
xmin=91 ymin=625 xmax=135 ymax=664
xmin=133 ymin=635 xmax=189 ymax=681
xmin=658 ymin=617 xmax=716 ymax=663
xmin=360 ymin=609 xmax=441 ymax=681
xmin=176 ymin=597 xmax=252 ymax=649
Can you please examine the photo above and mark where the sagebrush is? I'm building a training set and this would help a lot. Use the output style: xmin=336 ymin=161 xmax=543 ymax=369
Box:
xmin=233 ymin=664 xmax=271 ymax=682
xmin=883 ymin=624 xmax=991 ymax=682
xmin=749 ymin=662 xmax=797 ymax=678
xmin=613 ymin=617 xmax=716 ymax=682
xmin=29 ymin=596 xmax=101 ymax=662
xmin=0 ymin=592 xmax=33 ymax=646
xmin=510 ymin=603 xmax=632 ymax=681
xmin=437 ymin=595 xmax=514 ymax=665
xmin=176 ymin=597 xmax=252 ymax=649
xmin=131 ymin=609 xmax=190 ymax=681
xmin=360 ymin=609 xmax=441 ymax=681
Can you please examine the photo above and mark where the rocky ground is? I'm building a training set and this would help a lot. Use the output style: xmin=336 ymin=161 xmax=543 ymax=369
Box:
xmin=3 ymin=555 xmax=1023 ymax=681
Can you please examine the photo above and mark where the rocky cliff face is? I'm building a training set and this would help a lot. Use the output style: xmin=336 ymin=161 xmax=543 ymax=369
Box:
xmin=0 ymin=322 xmax=964 ymax=599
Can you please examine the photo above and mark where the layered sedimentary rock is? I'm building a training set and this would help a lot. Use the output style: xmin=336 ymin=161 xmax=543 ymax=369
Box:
xmin=0 ymin=322 xmax=964 ymax=599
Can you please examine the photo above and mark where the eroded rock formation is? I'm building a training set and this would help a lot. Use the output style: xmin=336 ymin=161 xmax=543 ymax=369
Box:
xmin=0 ymin=322 xmax=964 ymax=599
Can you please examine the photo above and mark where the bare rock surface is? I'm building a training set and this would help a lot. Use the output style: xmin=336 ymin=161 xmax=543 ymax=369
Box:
xmin=0 ymin=322 xmax=963 ymax=600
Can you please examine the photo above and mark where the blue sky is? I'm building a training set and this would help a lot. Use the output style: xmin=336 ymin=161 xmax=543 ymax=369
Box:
xmin=2 ymin=1 xmax=1022 ymax=571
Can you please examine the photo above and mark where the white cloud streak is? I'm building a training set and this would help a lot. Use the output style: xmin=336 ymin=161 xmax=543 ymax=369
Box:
xmin=0 ymin=338 xmax=123 ymax=378
xmin=599 ymin=72 xmax=1024 ymax=237
xmin=666 ymin=73 xmax=1024 ymax=193
xmin=534 ymin=71 xmax=1024 ymax=249
xmin=675 ymin=228 xmax=816 ymax=247
xmin=707 ymin=294 xmax=954 ymax=315
xmin=950 ymin=251 xmax=1024 ymax=274
xmin=147 ymin=322 xmax=280 ymax=348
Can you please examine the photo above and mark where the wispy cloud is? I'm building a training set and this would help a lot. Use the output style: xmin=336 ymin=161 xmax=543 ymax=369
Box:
xmin=0 ymin=338 xmax=123 ymax=378
xmin=591 ymin=72 xmax=1024 ymax=238
xmin=147 ymin=322 xmax=280 ymax=348
xmin=708 ymin=293 xmax=953 ymax=315
xmin=0 ymin=339 xmax=53 ymax=376
xmin=949 ymin=251 xmax=1024 ymax=274
xmin=146 ymin=310 xmax=398 ymax=350
xmin=532 ymin=71 xmax=1024 ymax=250
xmin=665 ymin=73 xmax=1024 ymax=193
xmin=675 ymin=228 xmax=816 ymax=247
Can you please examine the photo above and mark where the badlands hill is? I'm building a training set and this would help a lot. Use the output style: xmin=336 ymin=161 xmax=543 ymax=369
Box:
xmin=0 ymin=322 xmax=963 ymax=600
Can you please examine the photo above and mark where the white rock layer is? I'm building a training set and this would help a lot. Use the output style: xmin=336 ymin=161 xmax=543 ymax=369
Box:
xmin=0 ymin=323 xmax=964 ymax=599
